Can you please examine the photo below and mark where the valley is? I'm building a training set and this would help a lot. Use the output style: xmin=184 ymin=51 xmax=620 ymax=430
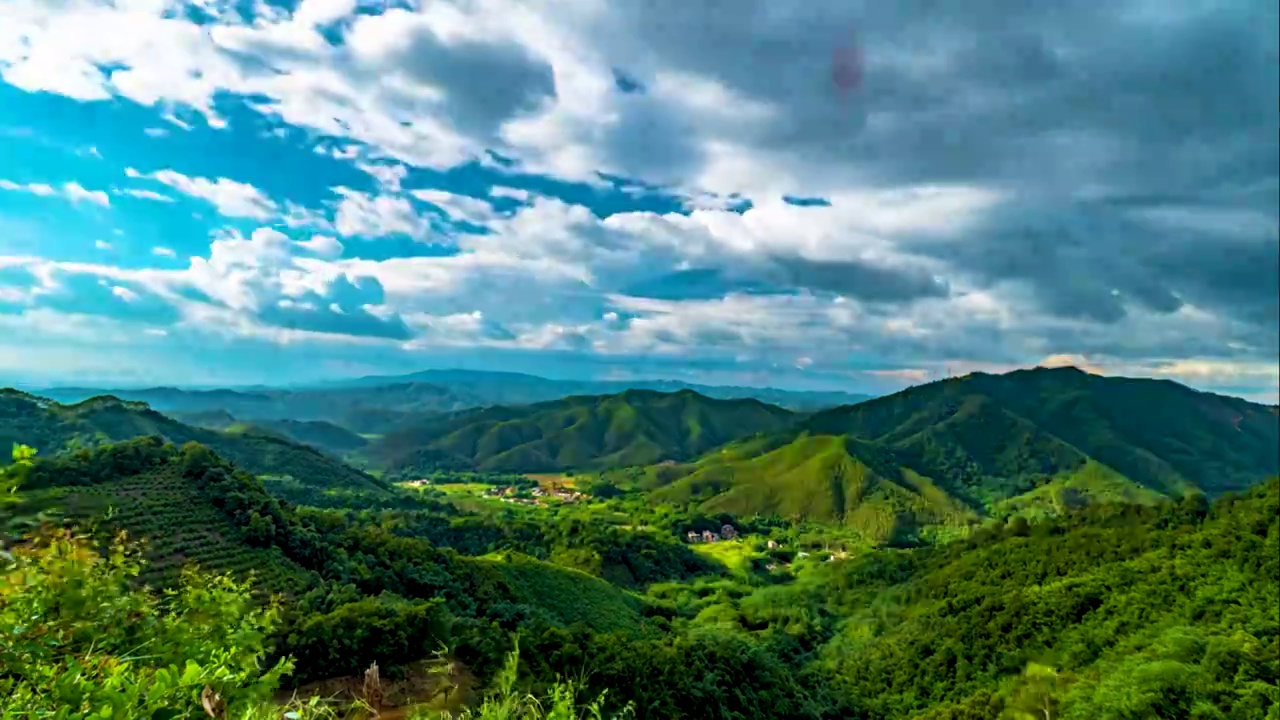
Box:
xmin=2 ymin=366 xmax=1277 ymax=719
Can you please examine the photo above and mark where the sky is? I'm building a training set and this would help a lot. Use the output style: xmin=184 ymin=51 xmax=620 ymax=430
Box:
xmin=0 ymin=0 xmax=1277 ymax=401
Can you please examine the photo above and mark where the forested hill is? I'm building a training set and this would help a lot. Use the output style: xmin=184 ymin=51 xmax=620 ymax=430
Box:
xmin=367 ymin=388 xmax=798 ymax=474
xmin=640 ymin=367 xmax=1280 ymax=537
xmin=0 ymin=389 xmax=384 ymax=494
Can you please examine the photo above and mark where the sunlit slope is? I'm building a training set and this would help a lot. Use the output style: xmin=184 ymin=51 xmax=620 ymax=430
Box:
xmin=368 ymin=388 xmax=797 ymax=473
xmin=645 ymin=367 xmax=1279 ymax=537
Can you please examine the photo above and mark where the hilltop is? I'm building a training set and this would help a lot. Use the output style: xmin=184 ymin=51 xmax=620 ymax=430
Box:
xmin=0 ymin=389 xmax=385 ymax=495
xmin=640 ymin=367 xmax=1280 ymax=541
xmin=367 ymin=388 xmax=797 ymax=474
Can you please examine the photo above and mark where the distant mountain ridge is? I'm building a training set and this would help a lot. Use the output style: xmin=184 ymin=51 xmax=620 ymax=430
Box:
xmin=366 ymin=387 xmax=798 ymax=474
xmin=29 ymin=370 xmax=872 ymax=437
xmin=328 ymin=368 xmax=873 ymax=410
xmin=31 ymin=382 xmax=483 ymax=433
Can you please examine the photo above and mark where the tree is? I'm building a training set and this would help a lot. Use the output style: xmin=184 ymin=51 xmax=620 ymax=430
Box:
xmin=1003 ymin=663 xmax=1073 ymax=720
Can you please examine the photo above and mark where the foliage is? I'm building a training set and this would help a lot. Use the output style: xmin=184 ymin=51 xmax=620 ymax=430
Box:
xmin=0 ymin=529 xmax=293 ymax=718
xmin=417 ymin=644 xmax=634 ymax=720
xmin=4 ymin=369 xmax=1278 ymax=720
xmin=1 ymin=443 xmax=41 ymax=560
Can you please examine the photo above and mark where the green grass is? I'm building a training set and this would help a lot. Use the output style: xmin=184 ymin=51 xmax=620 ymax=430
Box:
xmin=689 ymin=540 xmax=762 ymax=577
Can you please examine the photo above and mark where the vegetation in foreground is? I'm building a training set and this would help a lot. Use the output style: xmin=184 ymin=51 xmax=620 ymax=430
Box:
xmin=3 ymin=433 xmax=1277 ymax=719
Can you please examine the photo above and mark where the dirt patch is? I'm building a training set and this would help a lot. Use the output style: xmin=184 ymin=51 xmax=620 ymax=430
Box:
xmin=275 ymin=659 xmax=476 ymax=717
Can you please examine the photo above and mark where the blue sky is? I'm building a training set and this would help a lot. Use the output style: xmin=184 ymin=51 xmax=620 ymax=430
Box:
xmin=0 ymin=0 xmax=1277 ymax=401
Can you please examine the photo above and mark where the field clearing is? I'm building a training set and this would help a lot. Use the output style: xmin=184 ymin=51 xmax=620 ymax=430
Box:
xmin=423 ymin=482 xmax=492 ymax=494
xmin=690 ymin=539 xmax=762 ymax=576
xmin=525 ymin=473 xmax=578 ymax=489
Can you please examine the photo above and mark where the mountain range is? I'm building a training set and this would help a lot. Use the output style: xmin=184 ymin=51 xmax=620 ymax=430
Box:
xmin=30 ymin=368 xmax=873 ymax=425
xmin=639 ymin=367 xmax=1279 ymax=540
xmin=7 ymin=366 xmax=1277 ymax=546
xmin=342 ymin=366 xmax=1278 ymax=542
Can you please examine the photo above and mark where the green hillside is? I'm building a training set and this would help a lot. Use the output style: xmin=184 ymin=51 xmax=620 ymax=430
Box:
xmin=368 ymin=388 xmax=797 ymax=474
xmin=20 ymin=437 xmax=316 ymax=595
xmin=246 ymin=418 xmax=370 ymax=455
xmin=0 ymin=389 xmax=385 ymax=495
xmin=645 ymin=367 xmax=1279 ymax=541
xmin=10 ymin=439 xmax=646 ymax=679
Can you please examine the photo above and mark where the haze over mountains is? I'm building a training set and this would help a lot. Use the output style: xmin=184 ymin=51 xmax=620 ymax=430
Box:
xmin=31 ymin=368 xmax=873 ymax=419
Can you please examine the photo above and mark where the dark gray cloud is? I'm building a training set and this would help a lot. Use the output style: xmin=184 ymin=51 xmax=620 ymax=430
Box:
xmin=768 ymin=256 xmax=950 ymax=303
xmin=380 ymin=25 xmax=556 ymax=143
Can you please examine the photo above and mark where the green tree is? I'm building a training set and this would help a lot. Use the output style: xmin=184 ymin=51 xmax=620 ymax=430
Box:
xmin=1003 ymin=664 xmax=1074 ymax=720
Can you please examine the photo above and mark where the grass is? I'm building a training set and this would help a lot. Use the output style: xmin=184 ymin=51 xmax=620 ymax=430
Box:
xmin=431 ymin=483 xmax=495 ymax=494
xmin=689 ymin=539 xmax=763 ymax=577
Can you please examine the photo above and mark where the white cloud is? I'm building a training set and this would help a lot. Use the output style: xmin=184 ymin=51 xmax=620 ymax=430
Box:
xmin=125 ymin=168 xmax=276 ymax=219
xmin=296 ymin=234 xmax=344 ymax=258
xmin=0 ymin=0 xmax=1274 ymax=400
xmin=118 ymin=188 xmax=175 ymax=203
xmin=152 ymin=247 xmax=177 ymax=258
xmin=332 ymin=188 xmax=427 ymax=238
xmin=94 ymin=240 xmax=112 ymax=250
xmin=0 ymin=178 xmax=110 ymax=206
xmin=410 ymin=189 xmax=496 ymax=224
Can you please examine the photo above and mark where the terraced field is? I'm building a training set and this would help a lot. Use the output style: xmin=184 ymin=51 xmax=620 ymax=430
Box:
xmin=32 ymin=465 xmax=314 ymax=595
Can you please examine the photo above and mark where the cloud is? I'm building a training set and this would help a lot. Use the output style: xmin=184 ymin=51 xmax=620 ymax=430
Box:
xmin=0 ymin=179 xmax=110 ymax=206
xmin=118 ymin=188 xmax=175 ymax=203
xmin=331 ymin=187 xmax=428 ymax=238
xmin=125 ymin=168 xmax=277 ymax=219
xmin=296 ymin=234 xmax=344 ymax=258
xmin=0 ymin=0 xmax=1275 ymax=400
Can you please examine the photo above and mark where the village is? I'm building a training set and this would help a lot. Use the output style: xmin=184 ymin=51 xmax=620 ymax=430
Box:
xmin=484 ymin=484 xmax=587 ymax=506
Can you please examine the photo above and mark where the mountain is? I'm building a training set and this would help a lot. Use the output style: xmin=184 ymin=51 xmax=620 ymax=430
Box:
xmin=249 ymin=418 xmax=370 ymax=455
xmin=366 ymin=388 xmax=797 ymax=474
xmin=319 ymin=368 xmax=873 ymax=411
xmin=641 ymin=367 xmax=1280 ymax=541
xmin=29 ymin=382 xmax=481 ymax=433
xmin=0 ymin=389 xmax=386 ymax=495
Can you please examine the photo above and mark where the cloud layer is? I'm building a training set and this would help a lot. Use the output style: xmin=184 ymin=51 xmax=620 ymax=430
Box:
xmin=0 ymin=0 xmax=1275 ymax=400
